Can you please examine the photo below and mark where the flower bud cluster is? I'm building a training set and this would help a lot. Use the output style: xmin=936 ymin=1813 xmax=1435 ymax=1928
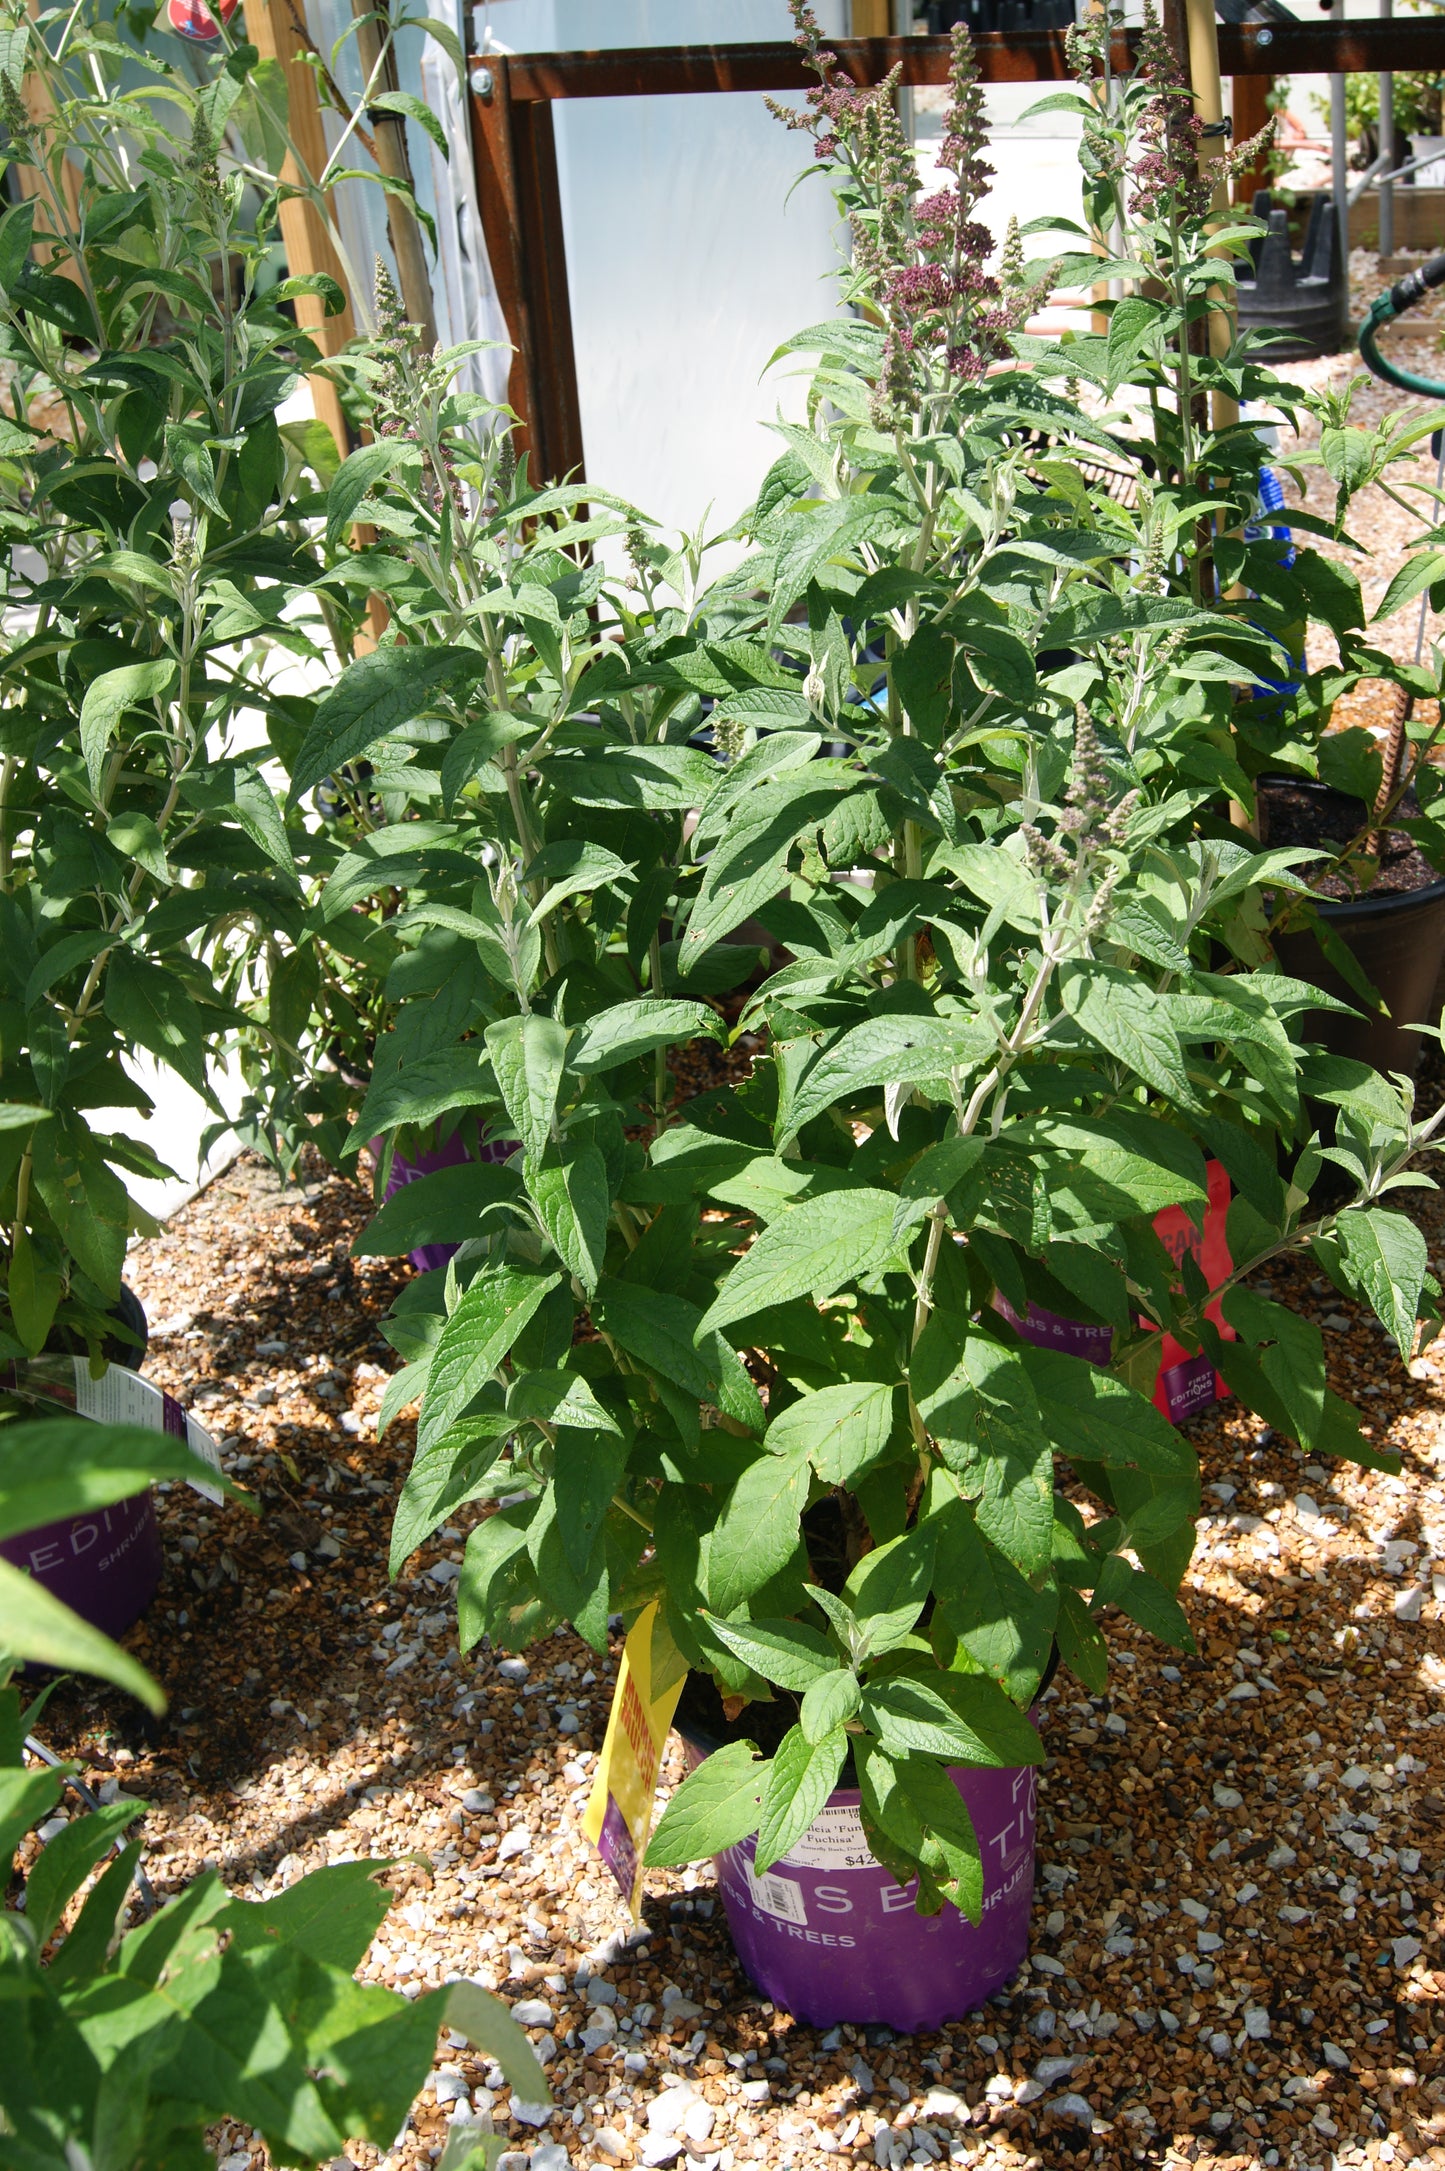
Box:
xmin=771 ymin=3 xmax=1030 ymax=422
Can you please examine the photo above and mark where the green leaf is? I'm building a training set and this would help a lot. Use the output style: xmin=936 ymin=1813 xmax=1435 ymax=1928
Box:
xmin=862 ymin=1673 xmax=1044 ymax=1769
xmin=930 ymin=1483 xmax=1058 ymax=1704
xmin=29 ymin=1118 xmax=133 ymax=1296
xmin=527 ymin=1140 xmax=609 ymax=1295
xmin=389 ymin=1418 xmax=513 ymax=1574
xmin=696 ymin=1188 xmax=900 ymax=1337
xmin=778 ymin=1015 xmax=992 ymax=1149
xmin=417 ymin=1267 xmax=561 ymax=1453
xmin=484 ymin=1014 xmax=568 ymax=1165
xmin=1059 ymin=961 xmax=1191 ymax=1103
xmin=0 ymin=1556 xmax=164 ymax=1710
xmin=841 ymin=1524 xmax=936 ymax=1657
xmin=0 ymin=1764 xmax=65 ymax=1868
xmin=326 ymin=439 xmax=416 ymax=545
xmin=288 ymin=647 xmax=479 ymax=803
xmin=509 ymin=1369 xmax=620 ymax=1435
xmin=753 ymin=1723 xmax=846 ymax=1875
xmin=352 ymin=1161 xmax=521 ymax=1256
xmin=444 ymin=1980 xmax=552 ymax=2102
xmin=552 ymin=1425 xmax=629 ymax=1578
xmin=230 ymin=1859 xmax=395 ymax=1973
xmin=79 ymin=659 xmax=176 ymax=796
xmin=0 ymin=1418 xmax=240 ymax=1543
xmin=707 ymin=1446 xmax=812 ymax=1617
xmin=593 ymin=1277 xmax=764 ymax=1432
xmin=1332 ymin=1207 xmax=1428 ymax=1360
xmin=892 ymin=1136 xmax=987 ymax=1237
xmin=1093 ymin=1552 xmax=1196 ymax=1652
xmin=106 ymin=810 xmax=170 ymax=883
xmin=103 ymin=948 xmax=208 ymax=1098
xmin=1019 ymin=1343 xmax=1194 ymax=1475
xmin=369 ymin=86 xmax=449 ymax=159
xmin=1055 ymin=1584 xmax=1109 ymax=1691
xmin=523 ymin=840 xmax=634 ymax=925
xmin=699 ymin=1614 xmax=835 ymax=1690
xmin=645 ymin=1739 xmax=769 ymax=1866
xmin=568 ymin=998 xmax=722 ymax=1074
xmin=8 ymin=1226 xmax=60 ymax=1354
xmin=762 ymin=1379 xmax=896 ymax=1485
xmin=799 ymin=1669 xmax=861 ymax=1745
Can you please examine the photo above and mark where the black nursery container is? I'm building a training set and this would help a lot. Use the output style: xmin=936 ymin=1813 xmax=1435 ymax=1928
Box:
xmin=1267 ymin=783 xmax=1445 ymax=1079
xmin=1237 ymin=190 xmax=1350 ymax=362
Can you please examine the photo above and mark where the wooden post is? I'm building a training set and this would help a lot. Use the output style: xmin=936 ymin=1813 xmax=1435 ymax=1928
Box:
xmin=850 ymin=0 xmax=892 ymax=33
xmin=1231 ymin=70 xmax=1272 ymax=203
xmin=468 ymin=55 xmax=585 ymax=484
xmin=1184 ymin=0 xmax=1239 ymax=434
xmin=350 ymin=0 xmax=438 ymax=346
xmin=242 ymin=0 xmax=357 ymax=460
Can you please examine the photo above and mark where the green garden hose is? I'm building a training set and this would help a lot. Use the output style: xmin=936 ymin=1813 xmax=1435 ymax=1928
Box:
xmin=1358 ymin=253 xmax=1445 ymax=400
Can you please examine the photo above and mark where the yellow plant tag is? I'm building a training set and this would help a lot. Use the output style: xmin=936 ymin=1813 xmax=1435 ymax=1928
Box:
xmin=582 ymin=1600 xmax=686 ymax=1916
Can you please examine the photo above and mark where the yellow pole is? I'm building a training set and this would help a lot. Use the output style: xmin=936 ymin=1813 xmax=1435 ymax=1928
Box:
xmin=1183 ymin=0 xmax=1239 ymax=436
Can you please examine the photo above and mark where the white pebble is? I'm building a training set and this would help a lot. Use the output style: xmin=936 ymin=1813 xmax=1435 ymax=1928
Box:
xmin=1392 ymin=1934 xmax=1423 ymax=1968
xmin=509 ymin=2098 xmax=551 ymax=2128
xmin=682 ymin=2101 xmax=715 ymax=2145
xmin=1244 ymin=2008 xmax=1271 ymax=2040
xmin=1212 ymin=1784 xmax=1243 ymax=1810
xmin=587 ymin=1977 xmax=618 ymax=2007
xmin=462 ymin=1790 xmax=494 ymax=1814
xmin=1323 ymin=2043 xmax=1350 ymax=2070
xmin=496 ymin=1828 xmax=531 ymax=1861
xmin=639 ymin=2142 xmax=682 ymax=2170
xmin=1394 ymin=1585 xmax=1424 ymax=1623
xmin=530 ymin=2149 xmax=569 ymax=2171
xmin=1180 ymin=1897 xmax=1209 ymax=1924
xmin=1340 ymin=1766 xmax=1371 ymax=1791
xmin=498 ymin=1657 xmax=530 ymax=1683
xmin=511 ymin=2001 xmax=553 ymax=2029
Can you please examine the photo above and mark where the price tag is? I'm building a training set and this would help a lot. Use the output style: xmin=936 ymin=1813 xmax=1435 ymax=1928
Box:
xmin=582 ymin=1601 xmax=686 ymax=1917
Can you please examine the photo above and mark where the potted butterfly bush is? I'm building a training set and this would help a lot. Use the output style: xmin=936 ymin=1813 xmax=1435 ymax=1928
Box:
xmin=0 ymin=5 xmax=346 ymax=1632
xmin=350 ymin=7 xmax=1440 ymax=2030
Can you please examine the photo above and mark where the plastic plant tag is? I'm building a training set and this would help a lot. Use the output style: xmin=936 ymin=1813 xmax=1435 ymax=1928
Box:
xmin=9 ymin=1356 xmax=224 ymax=1504
xmin=582 ymin=1599 xmax=686 ymax=1916
xmin=998 ymin=1160 xmax=1235 ymax=1423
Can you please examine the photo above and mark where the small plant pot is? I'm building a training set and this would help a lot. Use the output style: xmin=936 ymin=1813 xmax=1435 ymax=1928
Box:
xmin=0 ymin=1286 xmax=162 ymax=1641
xmin=375 ymin=1119 xmax=516 ymax=1273
xmin=1264 ymin=780 xmax=1445 ymax=1080
xmin=1 ymin=1488 xmax=162 ymax=1644
xmin=996 ymin=1160 xmax=1234 ymax=1423
xmin=674 ymin=1712 xmax=1040 ymax=2032
xmin=1274 ymin=882 xmax=1445 ymax=1081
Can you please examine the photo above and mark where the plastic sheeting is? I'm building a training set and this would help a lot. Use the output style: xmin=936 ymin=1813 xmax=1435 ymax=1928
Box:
xmin=477 ymin=1 xmax=850 ymax=532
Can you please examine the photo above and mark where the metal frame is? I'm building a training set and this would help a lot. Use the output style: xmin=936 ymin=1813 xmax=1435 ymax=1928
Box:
xmin=464 ymin=22 xmax=1445 ymax=483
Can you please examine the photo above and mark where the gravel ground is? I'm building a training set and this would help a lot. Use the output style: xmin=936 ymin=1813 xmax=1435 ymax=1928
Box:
xmin=11 ymin=1133 xmax=1441 ymax=2171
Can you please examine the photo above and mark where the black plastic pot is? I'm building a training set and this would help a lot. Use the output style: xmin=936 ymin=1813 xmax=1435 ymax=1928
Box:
xmin=1266 ymin=782 xmax=1445 ymax=1079
xmin=1237 ymin=190 xmax=1349 ymax=362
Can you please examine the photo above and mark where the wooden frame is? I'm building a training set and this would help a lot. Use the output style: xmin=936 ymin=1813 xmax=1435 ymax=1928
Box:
xmin=465 ymin=21 xmax=1445 ymax=484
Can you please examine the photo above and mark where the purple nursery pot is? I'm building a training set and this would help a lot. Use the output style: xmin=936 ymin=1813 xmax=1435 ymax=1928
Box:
xmin=677 ymin=1722 xmax=1040 ymax=2032
xmin=378 ymin=1122 xmax=517 ymax=1273
xmin=1 ymin=1491 xmax=162 ymax=1643
xmin=0 ymin=1286 xmax=163 ymax=1641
